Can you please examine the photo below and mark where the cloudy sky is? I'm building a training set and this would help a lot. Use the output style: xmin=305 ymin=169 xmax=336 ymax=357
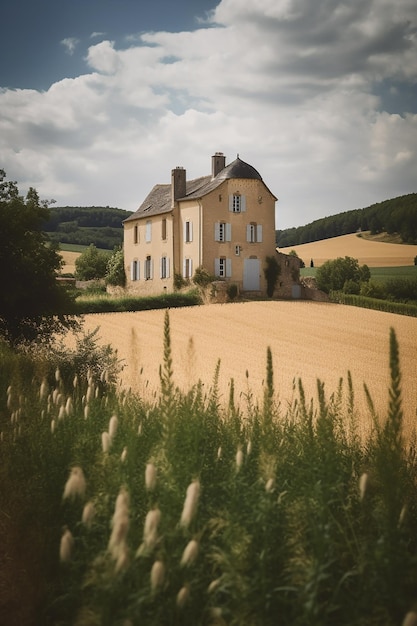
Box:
xmin=1 ymin=0 xmax=416 ymax=229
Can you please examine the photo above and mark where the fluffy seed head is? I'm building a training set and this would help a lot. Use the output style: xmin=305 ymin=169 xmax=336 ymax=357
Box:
xmin=180 ymin=479 xmax=200 ymax=528
xmin=265 ymin=478 xmax=275 ymax=493
xmin=176 ymin=584 xmax=190 ymax=608
xmin=109 ymin=414 xmax=118 ymax=442
xmin=359 ymin=472 xmax=369 ymax=501
xmin=63 ymin=466 xmax=86 ymax=500
xmin=60 ymin=527 xmax=74 ymax=562
xmin=102 ymin=432 xmax=110 ymax=453
xmin=82 ymin=501 xmax=95 ymax=528
xmin=145 ymin=463 xmax=157 ymax=491
xmin=402 ymin=611 xmax=417 ymax=626
xmin=235 ymin=446 xmax=244 ymax=471
xmin=150 ymin=560 xmax=165 ymax=592
xmin=180 ymin=539 xmax=199 ymax=567
xmin=121 ymin=447 xmax=128 ymax=463
xmin=143 ymin=508 xmax=161 ymax=550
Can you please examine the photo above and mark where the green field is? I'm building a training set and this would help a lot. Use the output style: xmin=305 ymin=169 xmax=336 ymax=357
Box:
xmin=301 ymin=266 xmax=417 ymax=282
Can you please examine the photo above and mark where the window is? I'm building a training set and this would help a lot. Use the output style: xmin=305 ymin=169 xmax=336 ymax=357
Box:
xmin=184 ymin=220 xmax=193 ymax=243
xmin=246 ymin=223 xmax=263 ymax=243
xmin=229 ymin=194 xmax=246 ymax=213
xmin=215 ymin=257 xmax=232 ymax=278
xmin=183 ymin=258 xmax=193 ymax=279
xmin=145 ymin=220 xmax=152 ymax=243
xmin=214 ymin=222 xmax=231 ymax=242
xmin=133 ymin=224 xmax=139 ymax=244
xmin=160 ymin=256 xmax=170 ymax=279
xmin=130 ymin=260 xmax=140 ymax=281
xmin=145 ymin=255 xmax=153 ymax=280
xmin=161 ymin=218 xmax=167 ymax=241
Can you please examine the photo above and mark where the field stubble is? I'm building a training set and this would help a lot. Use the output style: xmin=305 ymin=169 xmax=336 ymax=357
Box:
xmin=76 ymin=301 xmax=417 ymax=437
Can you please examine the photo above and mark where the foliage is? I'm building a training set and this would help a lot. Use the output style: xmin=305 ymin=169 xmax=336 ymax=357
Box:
xmin=192 ymin=266 xmax=216 ymax=288
xmin=0 ymin=170 xmax=79 ymax=345
xmin=105 ymin=247 xmax=126 ymax=287
xmin=43 ymin=206 xmax=133 ymax=250
xmin=316 ymin=256 xmax=370 ymax=294
xmin=264 ymin=255 xmax=281 ymax=297
xmin=74 ymin=290 xmax=202 ymax=314
xmin=288 ymin=249 xmax=305 ymax=268
xmin=1 ymin=323 xmax=417 ymax=625
xmin=330 ymin=293 xmax=417 ymax=317
xmin=174 ymin=272 xmax=188 ymax=291
xmin=226 ymin=283 xmax=238 ymax=301
xmin=276 ymin=193 xmax=417 ymax=246
xmin=75 ymin=244 xmax=111 ymax=280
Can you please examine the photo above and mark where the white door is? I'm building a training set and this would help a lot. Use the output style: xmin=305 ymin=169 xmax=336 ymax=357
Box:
xmin=243 ymin=259 xmax=260 ymax=290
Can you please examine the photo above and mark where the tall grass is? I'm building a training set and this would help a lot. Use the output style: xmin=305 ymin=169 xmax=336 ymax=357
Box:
xmin=1 ymin=313 xmax=417 ymax=625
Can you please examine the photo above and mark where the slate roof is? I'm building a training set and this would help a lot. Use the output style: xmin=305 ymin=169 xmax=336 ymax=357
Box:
xmin=124 ymin=157 xmax=274 ymax=222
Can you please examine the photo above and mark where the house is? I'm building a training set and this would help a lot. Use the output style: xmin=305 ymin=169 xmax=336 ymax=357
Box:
xmin=123 ymin=152 xmax=301 ymax=298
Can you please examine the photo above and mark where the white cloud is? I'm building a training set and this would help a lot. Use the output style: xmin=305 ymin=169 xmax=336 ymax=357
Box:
xmin=1 ymin=0 xmax=417 ymax=228
xmin=60 ymin=37 xmax=80 ymax=56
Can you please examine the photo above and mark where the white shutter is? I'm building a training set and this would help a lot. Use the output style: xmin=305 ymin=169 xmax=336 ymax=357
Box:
xmin=246 ymin=225 xmax=252 ymax=242
xmin=228 ymin=195 xmax=234 ymax=212
xmin=214 ymin=222 xmax=220 ymax=241
xmin=257 ymin=224 xmax=263 ymax=242
xmin=226 ymin=258 xmax=232 ymax=277
xmin=136 ymin=261 xmax=140 ymax=280
xmin=225 ymin=223 xmax=231 ymax=242
xmin=214 ymin=258 xmax=220 ymax=275
xmin=159 ymin=257 xmax=163 ymax=278
xmin=166 ymin=257 xmax=170 ymax=278
xmin=241 ymin=196 xmax=246 ymax=212
xmin=189 ymin=221 xmax=193 ymax=242
xmin=189 ymin=258 xmax=193 ymax=277
xmin=149 ymin=259 xmax=154 ymax=280
xmin=130 ymin=261 xmax=135 ymax=281
xmin=183 ymin=258 xmax=187 ymax=276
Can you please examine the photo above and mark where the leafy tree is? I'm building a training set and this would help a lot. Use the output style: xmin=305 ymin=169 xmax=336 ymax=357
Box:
xmin=316 ymin=256 xmax=370 ymax=294
xmin=0 ymin=170 xmax=79 ymax=344
xmin=264 ymin=256 xmax=281 ymax=297
xmin=105 ymin=247 xmax=126 ymax=287
xmin=75 ymin=244 xmax=111 ymax=280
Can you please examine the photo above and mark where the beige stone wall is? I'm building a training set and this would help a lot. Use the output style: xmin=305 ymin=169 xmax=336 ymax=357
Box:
xmin=273 ymin=252 xmax=302 ymax=298
xmin=124 ymin=213 xmax=175 ymax=295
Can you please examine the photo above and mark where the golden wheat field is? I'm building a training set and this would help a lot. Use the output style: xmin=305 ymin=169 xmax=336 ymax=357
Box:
xmin=280 ymin=233 xmax=417 ymax=267
xmin=60 ymin=250 xmax=79 ymax=274
xmin=76 ymin=301 xmax=417 ymax=437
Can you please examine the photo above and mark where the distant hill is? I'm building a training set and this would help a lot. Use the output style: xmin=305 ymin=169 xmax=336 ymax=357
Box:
xmin=276 ymin=193 xmax=417 ymax=248
xmin=43 ymin=206 xmax=133 ymax=250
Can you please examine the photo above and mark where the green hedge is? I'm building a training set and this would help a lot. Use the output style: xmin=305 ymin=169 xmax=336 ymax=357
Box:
xmin=74 ymin=290 xmax=202 ymax=314
xmin=330 ymin=291 xmax=417 ymax=317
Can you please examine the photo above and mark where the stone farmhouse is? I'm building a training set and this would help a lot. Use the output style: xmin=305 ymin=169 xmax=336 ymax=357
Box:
xmin=123 ymin=152 xmax=301 ymax=298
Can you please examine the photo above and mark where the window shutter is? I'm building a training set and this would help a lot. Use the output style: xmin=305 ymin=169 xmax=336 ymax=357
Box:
xmin=246 ymin=225 xmax=252 ymax=242
xmin=189 ymin=221 xmax=193 ymax=242
xmin=241 ymin=196 xmax=246 ymax=212
xmin=226 ymin=258 xmax=232 ymax=278
xmin=214 ymin=258 xmax=220 ymax=275
xmin=149 ymin=259 xmax=154 ymax=279
xmin=130 ymin=261 xmax=135 ymax=281
xmin=228 ymin=195 xmax=234 ymax=212
xmin=166 ymin=257 xmax=170 ymax=278
xmin=225 ymin=223 xmax=231 ymax=241
xmin=189 ymin=258 xmax=193 ymax=277
xmin=159 ymin=257 xmax=163 ymax=278
xmin=257 ymin=224 xmax=263 ymax=242
xmin=214 ymin=222 xmax=220 ymax=241
xmin=137 ymin=261 xmax=140 ymax=280
xmin=183 ymin=258 xmax=186 ymax=276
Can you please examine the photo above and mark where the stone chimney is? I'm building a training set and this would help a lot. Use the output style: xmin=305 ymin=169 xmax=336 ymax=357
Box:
xmin=212 ymin=152 xmax=226 ymax=178
xmin=171 ymin=166 xmax=186 ymax=205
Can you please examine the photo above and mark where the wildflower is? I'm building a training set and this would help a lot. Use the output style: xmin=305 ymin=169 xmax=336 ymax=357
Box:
xmin=109 ymin=502 xmax=129 ymax=559
xmin=73 ymin=374 xmax=78 ymax=389
xmin=180 ymin=539 xmax=199 ymax=567
xmin=50 ymin=419 xmax=56 ymax=434
xmin=246 ymin=440 xmax=252 ymax=455
xmin=65 ymin=396 xmax=73 ymax=416
xmin=403 ymin=611 xmax=417 ymax=626
xmin=115 ymin=544 xmax=130 ymax=574
xmin=145 ymin=463 xmax=157 ymax=491
xmin=39 ymin=380 xmax=48 ymax=400
xmin=82 ymin=501 xmax=95 ymax=528
xmin=235 ymin=446 xmax=244 ymax=472
xmin=121 ymin=447 xmax=128 ymax=463
xmin=207 ymin=578 xmax=221 ymax=593
xmin=63 ymin=466 xmax=86 ymax=501
xmin=55 ymin=367 xmax=61 ymax=382
xmin=102 ymin=432 xmax=110 ymax=453
xmin=150 ymin=560 xmax=165 ymax=592
xmin=144 ymin=508 xmax=161 ymax=548
xmin=58 ymin=405 xmax=65 ymax=421
xmin=176 ymin=584 xmax=190 ymax=608
xmin=180 ymin=479 xmax=200 ymax=529
xmin=84 ymin=405 xmax=89 ymax=419
xmin=359 ymin=472 xmax=369 ymax=501
xmin=265 ymin=478 xmax=275 ymax=493
xmin=109 ymin=414 xmax=118 ymax=442
xmin=86 ymin=384 xmax=94 ymax=403
xmin=217 ymin=446 xmax=222 ymax=460
xmin=60 ymin=527 xmax=74 ymax=562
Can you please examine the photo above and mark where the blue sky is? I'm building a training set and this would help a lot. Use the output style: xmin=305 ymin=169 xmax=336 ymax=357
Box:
xmin=1 ymin=0 xmax=416 ymax=229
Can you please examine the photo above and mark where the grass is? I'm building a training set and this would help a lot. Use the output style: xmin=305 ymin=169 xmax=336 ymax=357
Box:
xmin=301 ymin=266 xmax=417 ymax=282
xmin=1 ymin=313 xmax=417 ymax=625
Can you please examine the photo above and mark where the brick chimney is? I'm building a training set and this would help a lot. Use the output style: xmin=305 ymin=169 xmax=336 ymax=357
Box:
xmin=171 ymin=166 xmax=186 ymax=205
xmin=212 ymin=152 xmax=226 ymax=178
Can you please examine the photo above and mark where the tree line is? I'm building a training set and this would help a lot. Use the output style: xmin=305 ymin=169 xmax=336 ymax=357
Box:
xmin=276 ymin=193 xmax=417 ymax=247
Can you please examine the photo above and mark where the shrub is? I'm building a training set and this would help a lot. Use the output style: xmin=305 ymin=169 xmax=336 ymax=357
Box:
xmin=75 ymin=244 xmax=111 ymax=280
xmin=264 ymin=255 xmax=281 ymax=297
xmin=105 ymin=247 xmax=126 ymax=287
xmin=227 ymin=283 xmax=238 ymax=301
xmin=316 ymin=256 xmax=369 ymax=294
xmin=174 ymin=272 xmax=188 ymax=290
xmin=192 ymin=266 xmax=216 ymax=288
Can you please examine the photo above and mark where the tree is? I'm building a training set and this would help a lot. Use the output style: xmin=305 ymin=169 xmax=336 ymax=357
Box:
xmin=105 ymin=247 xmax=126 ymax=287
xmin=0 ymin=170 xmax=79 ymax=344
xmin=75 ymin=244 xmax=111 ymax=280
xmin=316 ymin=256 xmax=370 ymax=294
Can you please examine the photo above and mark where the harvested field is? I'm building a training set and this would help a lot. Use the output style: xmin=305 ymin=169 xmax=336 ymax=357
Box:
xmin=77 ymin=301 xmax=417 ymax=437
xmin=280 ymin=233 xmax=417 ymax=267
xmin=59 ymin=250 xmax=78 ymax=274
